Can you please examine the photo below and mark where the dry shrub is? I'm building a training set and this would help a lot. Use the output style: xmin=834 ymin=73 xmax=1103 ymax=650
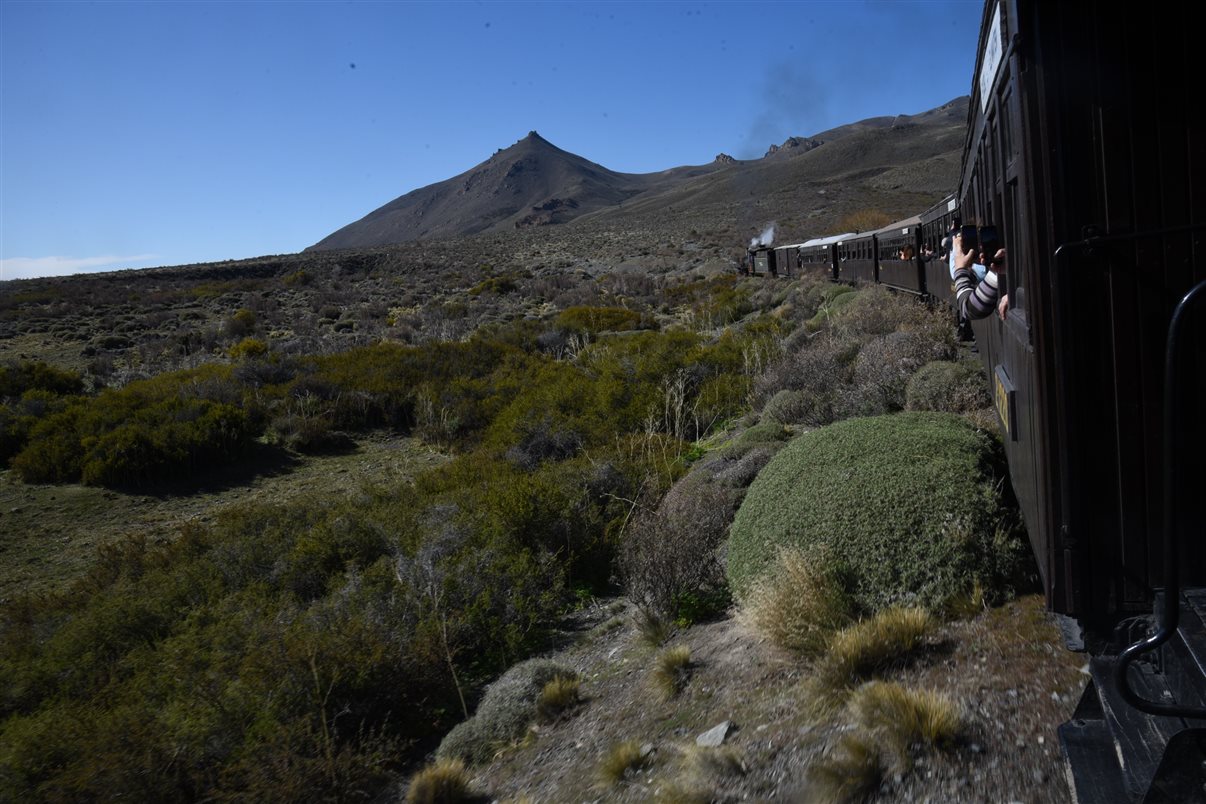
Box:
xmin=842 ymin=331 xmax=953 ymax=416
xmin=743 ymin=546 xmax=854 ymax=657
xmin=619 ymin=472 xmax=738 ymax=621
xmin=839 ymin=209 xmax=894 ymax=233
xmin=652 ymin=644 xmax=692 ymax=699
xmin=905 ymin=360 xmax=991 ymax=413
xmin=705 ymin=444 xmax=778 ymax=489
xmin=405 ymin=759 xmax=472 ymax=804
xmin=830 ymin=287 xmax=931 ymax=340
xmin=598 ymin=740 xmax=650 ymax=787
xmin=754 ymin=338 xmax=855 ymax=412
xmin=847 ymin=681 xmax=961 ymax=770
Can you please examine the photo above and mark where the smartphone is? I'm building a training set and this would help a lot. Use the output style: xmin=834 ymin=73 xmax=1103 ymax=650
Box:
xmin=978 ymin=225 xmax=1001 ymax=260
xmin=958 ymin=225 xmax=979 ymax=251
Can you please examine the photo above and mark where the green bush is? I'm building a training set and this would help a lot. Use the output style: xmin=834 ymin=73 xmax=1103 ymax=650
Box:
xmin=556 ymin=305 xmax=650 ymax=335
xmin=0 ymin=360 xmax=83 ymax=398
xmin=435 ymin=658 xmax=578 ymax=765
xmin=906 ymin=360 xmax=992 ymax=413
xmin=727 ymin=412 xmax=1024 ymax=613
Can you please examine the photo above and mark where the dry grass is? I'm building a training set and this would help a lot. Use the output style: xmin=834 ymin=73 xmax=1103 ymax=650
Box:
xmin=807 ymin=733 xmax=886 ymax=804
xmin=801 ymin=607 xmax=934 ymax=719
xmin=655 ymin=783 xmax=712 ymax=803
xmin=848 ymin=681 xmax=961 ymax=770
xmin=535 ymin=674 xmax=582 ymax=722
xmin=406 ymin=758 xmax=473 ymax=804
xmin=597 ymin=740 xmax=651 ymax=787
xmin=652 ymin=644 xmax=693 ymax=699
xmin=636 ymin=606 xmax=673 ymax=647
xmin=681 ymin=744 xmax=746 ymax=780
xmin=743 ymin=546 xmax=853 ymax=656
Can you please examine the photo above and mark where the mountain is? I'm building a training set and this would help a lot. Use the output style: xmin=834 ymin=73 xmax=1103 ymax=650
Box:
xmin=309 ymin=132 xmax=724 ymax=250
xmin=311 ymin=97 xmax=969 ymax=251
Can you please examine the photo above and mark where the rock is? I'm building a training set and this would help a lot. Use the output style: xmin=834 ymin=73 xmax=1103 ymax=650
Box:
xmin=697 ymin=721 xmax=732 ymax=747
xmin=714 ymin=153 xmax=736 ymax=164
xmin=640 ymin=742 xmax=654 ymax=758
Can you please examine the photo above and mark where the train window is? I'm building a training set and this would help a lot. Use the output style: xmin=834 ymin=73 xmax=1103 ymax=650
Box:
xmin=1004 ymin=178 xmax=1024 ymax=322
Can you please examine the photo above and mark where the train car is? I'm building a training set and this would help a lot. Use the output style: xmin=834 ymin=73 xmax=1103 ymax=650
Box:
xmin=774 ymin=243 xmax=807 ymax=279
xmin=961 ymin=1 xmax=1205 ymax=799
xmin=873 ymin=216 xmax=925 ymax=295
xmin=798 ymin=233 xmax=850 ymax=281
xmin=835 ymin=230 xmax=877 ymax=284
xmin=919 ymin=194 xmax=959 ymax=307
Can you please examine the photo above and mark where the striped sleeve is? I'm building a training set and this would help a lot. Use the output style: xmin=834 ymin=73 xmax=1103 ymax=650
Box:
xmin=954 ymin=268 xmax=1001 ymax=320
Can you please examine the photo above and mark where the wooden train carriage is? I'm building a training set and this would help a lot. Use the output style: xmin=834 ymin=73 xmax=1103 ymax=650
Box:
xmin=798 ymin=233 xmax=849 ymax=281
xmin=961 ymin=0 xmax=1205 ymax=622
xmin=874 ymin=216 xmax=925 ymax=295
xmin=919 ymin=195 xmax=959 ymax=306
xmin=774 ymin=244 xmax=806 ymax=278
xmin=835 ymin=231 xmax=877 ymax=284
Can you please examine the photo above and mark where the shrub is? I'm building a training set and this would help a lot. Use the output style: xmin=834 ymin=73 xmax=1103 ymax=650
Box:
xmin=717 ymin=421 xmax=790 ymax=460
xmin=0 ymin=360 xmax=83 ymax=398
xmin=743 ymin=546 xmax=854 ymax=656
xmin=556 ymin=305 xmax=649 ymax=335
xmin=436 ymin=659 xmax=577 ymax=765
xmin=228 ymin=337 xmax=268 ymax=360
xmin=652 ymin=645 xmax=692 ymax=699
xmin=405 ymin=759 xmax=473 ymax=804
xmin=619 ymin=472 xmax=737 ymax=622
xmin=842 ymin=331 xmax=953 ymax=416
xmin=727 ymin=412 xmax=1019 ymax=612
xmin=905 ymin=360 xmax=992 ymax=413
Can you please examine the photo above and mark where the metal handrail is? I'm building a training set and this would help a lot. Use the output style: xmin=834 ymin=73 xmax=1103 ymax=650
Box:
xmin=1113 ymin=277 xmax=1206 ymax=719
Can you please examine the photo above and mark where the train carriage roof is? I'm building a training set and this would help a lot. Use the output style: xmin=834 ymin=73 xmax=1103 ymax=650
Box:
xmin=801 ymin=233 xmax=854 ymax=248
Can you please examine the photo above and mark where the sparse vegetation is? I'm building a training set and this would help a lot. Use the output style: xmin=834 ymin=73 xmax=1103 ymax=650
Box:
xmin=808 ymin=732 xmax=887 ymax=804
xmin=597 ymin=740 xmax=650 ymax=787
xmin=847 ymin=681 xmax=961 ymax=768
xmin=816 ymin=607 xmax=934 ymax=692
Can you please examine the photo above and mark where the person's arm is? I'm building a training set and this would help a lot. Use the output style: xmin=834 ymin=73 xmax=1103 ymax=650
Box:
xmin=953 ymin=239 xmax=1006 ymax=320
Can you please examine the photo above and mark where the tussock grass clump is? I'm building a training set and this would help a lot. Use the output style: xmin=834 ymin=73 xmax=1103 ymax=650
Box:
xmin=635 ymin=607 xmax=673 ymax=648
xmin=823 ymin=607 xmax=933 ymax=686
xmin=652 ymin=644 xmax=693 ymax=699
xmin=535 ymin=675 xmax=581 ymax=722
xmin=681 ymin=744 xmax=746 ymax=780
xmin=848 ymin=681 xmax=961 ymax=769
xmin=436 ymin=659 xmax=578 ymax=765
xmin=807 ymin=733 xmax=886 ymax=804
xmin=405 ymin=758 xmax=472 ymax=804
xmin=727 ymin=412 xmax=1021 ymax=613
xmin=597 ymin=740 xmax=650 ymax=787
xmin=744 ymin=546 xmax=854 ymax=657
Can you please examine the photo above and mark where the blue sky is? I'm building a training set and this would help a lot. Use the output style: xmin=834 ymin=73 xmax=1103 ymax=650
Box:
xmin=1 ymin=0 xmax=981 ymax=280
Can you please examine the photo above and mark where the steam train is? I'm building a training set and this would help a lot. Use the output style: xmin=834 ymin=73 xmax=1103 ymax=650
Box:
xmin=748 ymin=2 xmax=1205 ymax=800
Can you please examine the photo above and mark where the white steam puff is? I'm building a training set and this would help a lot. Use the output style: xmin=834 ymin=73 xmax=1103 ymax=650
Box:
xmin=749 ymin=223 xmax=776 ymax=248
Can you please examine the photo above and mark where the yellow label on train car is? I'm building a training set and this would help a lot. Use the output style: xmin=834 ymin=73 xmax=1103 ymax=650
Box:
xmin=994 ymin=364 xmax=1017 ymax=440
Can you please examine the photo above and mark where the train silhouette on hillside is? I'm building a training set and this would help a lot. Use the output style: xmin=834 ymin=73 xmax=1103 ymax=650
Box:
xmin=745 ymin=2 xmax=1204 ymax=800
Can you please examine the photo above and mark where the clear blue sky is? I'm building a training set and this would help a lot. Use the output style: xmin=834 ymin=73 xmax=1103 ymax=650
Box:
xmin=1 ymin=0 xmax=981 ymax=280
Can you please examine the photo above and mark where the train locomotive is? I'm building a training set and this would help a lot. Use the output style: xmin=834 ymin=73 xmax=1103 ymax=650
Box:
xmin=747 ymin=2 xmax=1205 ymax=800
